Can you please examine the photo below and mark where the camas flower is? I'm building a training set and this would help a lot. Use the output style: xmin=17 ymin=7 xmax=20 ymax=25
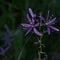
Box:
xmin=39 ymin=11 xmax=59 ymax=34
xmin=0 ymin=25 xmax=13 ymax=56
xmin=0 ymin=33 xmax=13 ymax=56
xmin=0 ymin=24 xmax=20 ymax=56
xmin=21 ymin=8 xmax=42 ymax=36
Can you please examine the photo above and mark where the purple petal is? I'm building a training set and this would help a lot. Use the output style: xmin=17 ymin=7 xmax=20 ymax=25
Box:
xmin=0 ymin=47 xmax=4 ymax=55
xmin=49 ymin=26 xmax=59 ymax=31
xmin=27 ymin=14 xmax=32 ymax=23
xmin=39 ymin=13 xmax=45 ymax=21
xmin=47 ymin=18 xmax=56 ymax=25
xmin=46 ymin=11 xmax=49 ymax=22
xmin=29 ymin=8 xmax=36 ymax=18
xmin=4 ymin=24 xmax=10 ymax=33
xmin=2 ymin=33 xmax=13 ymax=42
xmin=21 ymin=24 xmax=31 ymax=28
xmin=25 ymin=28 xmax=32 ymax=36
xmin=4 ymin=44 xmax=11 ymax=53
xmin=32 ymin=18 xmax=35 ymax=24
xmin=47 ymin=27 xmax=50 ymax=35
xmin=35 ymin=23 xmax=40 ymax=27
xmin=33 ymin=28 xmax=43 ymax=36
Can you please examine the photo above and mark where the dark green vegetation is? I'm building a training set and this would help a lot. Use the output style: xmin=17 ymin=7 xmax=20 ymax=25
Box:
xmin=0 ymin=0 xmax=60 ymax=60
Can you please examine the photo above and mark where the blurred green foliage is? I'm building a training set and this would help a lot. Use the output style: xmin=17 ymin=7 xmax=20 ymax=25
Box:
xmin=0 ymin=0 xmax=60 ymax=60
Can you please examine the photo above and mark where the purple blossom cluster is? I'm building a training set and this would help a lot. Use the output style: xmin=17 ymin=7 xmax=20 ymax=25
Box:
xmin=21 ymin=8 xmax=59 ymax=36
xmin=0 ymin=25 xmax=13 ymax=56
xmin=0 ymin=33 xmax=13 ymax=56
xmin=0 ymin=24 xmax=19 ymax=56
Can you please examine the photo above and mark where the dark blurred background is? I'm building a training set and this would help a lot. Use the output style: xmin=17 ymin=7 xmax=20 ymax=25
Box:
xmin=0 ymin=0 xmax=60 ymax=60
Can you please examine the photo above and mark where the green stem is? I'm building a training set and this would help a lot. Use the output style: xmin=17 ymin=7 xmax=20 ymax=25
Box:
xmin=37 ymin=36 xmax=43 ymax=60
xmin=38 ymin=17 xmax=44 ymax=60
xmin=38 ymin=50 xmax=41 ymax=60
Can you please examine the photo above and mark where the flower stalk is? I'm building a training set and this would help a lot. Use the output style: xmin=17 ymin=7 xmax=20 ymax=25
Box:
xmin=38 ymin=34 xmax=43 ymax=60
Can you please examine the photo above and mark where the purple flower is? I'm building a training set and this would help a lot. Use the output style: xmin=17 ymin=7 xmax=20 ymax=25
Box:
xmin=39 ymin=11 xmax=59 ymax=34
xmin=0 ymin=33 xmax=12 ymax=56
xmin=21 ymin=9 xmax=42 ymax=36
xmin=0 ymin=24 xmax=20 ymax=56
xmin=0 ymin=25 xmax=13 ymax=56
